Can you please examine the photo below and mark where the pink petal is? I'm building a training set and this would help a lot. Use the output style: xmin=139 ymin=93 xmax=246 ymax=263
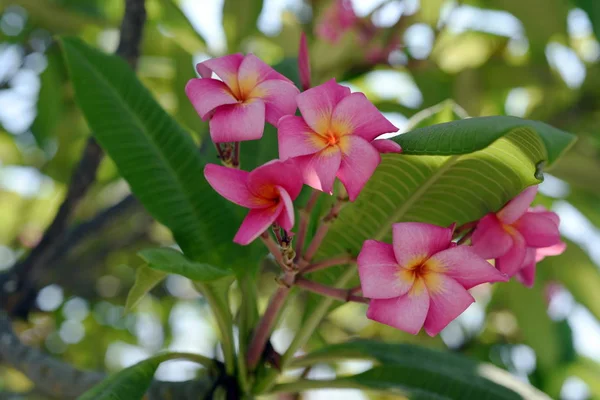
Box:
xmin=471 ymin=214 xmax=513 ymax=260
xmin=358 ymin=240 xmax=413 ymax=299
xmin=423 ymin=275 xmax=475 ymax=336
xmin=197 ymin=53 xmax=244 ymax=95
xmin=371 ymin=139 xmax=402 ymax=154
xmin=296 ymin=79 xmax=351 ymax=134
xmin=496 ymin=229 xmax=527 ymax=276
xmin=536 ymin=242 xmax=567 ymax=262
xmin=204 ymin=164 xmax=258 ymax=208
xmin=428 ymin=246 xmax=508 ymax=289
xmin=336 ymin=135 xmax=381 ymax=201
xmin=516 ymin=248 xmax=537 ymax=288
xmin=497 ymin=186 xmax=538 ymax=224
xmin=234 ymin=203 xmax=283 ymax=245
xmin=275 ymin=186 xmax=295 ymax=231
xmin=530 ymin=206 xmax=560 ymax=226
xmin=237 ymin=54 xmax=293 ymax=95
xmin=209 ymin=100 xmax=265 ymax=143
xmin=248 ymin=159 xmax=304 ymax=201
xmin=298 ymin=32 xmax=311 ymax=91
xmin=294 ymin=149 xmax=342 ymax=194
xmin=331 ymin=92 xmax=398 ymax=141
xmin=278 ymin=115 xmax=327 ymax=159
xmin=366 ymin=279 xmax=430 ymax=335
xmin=392 ymin=222 xmax=453 ymax=268
xmin=185 ymin=78 xmax=238 ymax=120
xmin=250 ymin=79 xmax=300 ymax=126
xmin=515 ymin=212 xmax=561 ymax=248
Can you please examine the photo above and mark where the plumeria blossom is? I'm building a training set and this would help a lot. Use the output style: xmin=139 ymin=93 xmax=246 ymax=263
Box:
xmin=278 ymin=79 xmax=401 ymax=201
xmin=204 ymin=159 xmax=302 ymax=245
xmin=471 ymin=186 xmax=565 ymax=286
xmin=315 ymin=0 xmax=358 ymax=43
xmin=186 ymin=53 xmax=299 ymax=143
xmin=298 ymin=32 xmax=311 ymax=91
xmin=358 ymin=222 xmax=507 ymax=336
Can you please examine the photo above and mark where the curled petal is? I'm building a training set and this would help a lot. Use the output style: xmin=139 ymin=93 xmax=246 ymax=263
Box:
xmin=185 ymin=78 xmax=238 ymax=120
xmin=367 ymin=279 xmax=430 ymax=335
xmin=371 ymin=139 xmax=402 ymax=154
xmin=197 ymin=53 xmax=244 ymax=95
xmin=297 ymin=79 xmax=351 ymax=134
xmin=298 ymin=32 xmax=311 ymax=91
xmin=358 ymin=240 xmax=412 ymax=299
xmin=497 ymin=186 xmax=538 ymax=224
xmin=209 ymin=100 xmax=265 ymax=143
xmin=204 ymin=164 xmax=258 ymax=208
xmin=331 ymin=92 xmax=398 ymax=141
xmin=471 ymin=214 xmax=513 ymax=260
xmin=295 ymin=148 xmax=342 ymax=194
xmin=234 ymin=203 xmax=282 ymax=245
xmin=250 ymin=80 xmax=300 ymax=126
xmin=275 ymin=186 xmax=295 ymax=231
xmin=278 ymin=115 xmax=327 ymax=159
xmin=530 ymin=206 xmax=560 ymax=226
xmin=336 ymin=135 xmax=381 ymax=201
xmin=496 ymin=229 xmax=527 ymax=276
xmin=423 ymin=275 xmax=474 ymax=336
xmin=248 ymin=159 xmax=304 ymax=200
xmin=516 ymin=248 xmax=537 ymax=288
xmin=428 ymin=246 xmax=508 ymax=289
xmin=516 ymin=212 xmax=561 ymax=248
xmin=536 ymin=242 xmax=567 ymax=262
xmin=392 ymin=222 xmax=452 ymax=268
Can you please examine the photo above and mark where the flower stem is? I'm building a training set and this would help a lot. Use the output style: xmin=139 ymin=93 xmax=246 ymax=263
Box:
xmin=246 ymin=280 xmax=293 ymax=370
xmin=295 ymin=190 xmax=321 ymax=258
xmin=261 ymin=231 xmax=289 ymax=271
xmin=295 ymin=277 xmax=369 ymax=304
xmin=232 ymin=141 xmax=241 ymax=168
xmin=302 ymin=255 xmax=356 ymax=274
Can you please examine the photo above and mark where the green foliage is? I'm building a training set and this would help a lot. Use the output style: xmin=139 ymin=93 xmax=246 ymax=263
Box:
xmin=138 ymin=247 xmax=233 ymax=281
xmin=58 ymin=37 xmax=258 ymax=271
xmin=222 ymin=0 xmax=264 ymax=49
xmin=77 ymin=354 xmax=165 ymax=400
xmin=124 ymin=266 xmax=166 ymax=313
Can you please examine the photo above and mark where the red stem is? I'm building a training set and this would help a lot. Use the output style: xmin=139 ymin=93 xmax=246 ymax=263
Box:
xmin=302 ymin=255 xmax=356 ymax=274
xmin=295 ymin=278 xmax=369 ymax=304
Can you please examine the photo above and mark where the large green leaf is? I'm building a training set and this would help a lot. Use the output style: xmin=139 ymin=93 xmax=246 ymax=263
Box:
xmin=59 ymin=37 xmax=256 ymax=269
xmin=77 ymin=354 xmax=165 ymax=400
xmin=286 ymin=340 xmax=548 ymax=400
xmin=138 ymin=248 xmax=233 ymax=281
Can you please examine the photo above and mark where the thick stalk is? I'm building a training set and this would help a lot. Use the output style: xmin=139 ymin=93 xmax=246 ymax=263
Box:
xmin=261 ymin=232 xmax=288 ymax=271
xmin=295 ymin=278 xmax=368 ymax=304
xmin=300 ymin=196 xmax=346 ymax=267
xmin=302 ymin=255 xmax=355 ymax=274
xmin=269 ymin=379 xmax=356 ymax=394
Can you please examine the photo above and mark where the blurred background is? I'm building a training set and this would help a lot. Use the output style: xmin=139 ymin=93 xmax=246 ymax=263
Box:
xmin=1 ymin=0 xmax=600 ymax=399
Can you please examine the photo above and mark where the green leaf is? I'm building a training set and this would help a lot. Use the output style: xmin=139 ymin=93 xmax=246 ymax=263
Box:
xmin=77 ymin=354 xmax=166 ymax=400
xmin=138 ymin=248 xmax=233 ymax=281
xmin=124 ymin=266 xmax=167 ymax=313
xmin=222 ymin=0 xmax=264 ymax=49
xmin=289 ymin=340 xmax=547 ymax=400
xmin=59 ymin=36 xmax=256 ymax=269
xmin=152 ymin=0 xmax=207 ymax=53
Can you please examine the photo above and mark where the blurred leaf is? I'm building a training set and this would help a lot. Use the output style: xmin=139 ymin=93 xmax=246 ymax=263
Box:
xmin=78 ymin=354 xmax=166 ymax=400
xmin=403 ymin=99 xmax=469 ymax=131
xmin=138 ymin=247 xmax=233 ymax=281
xmin=31 ymin=46 xmax=65 ymax=148
xmin=150 ymin=0 xmax=206 ymax=53
xmin=124 ymin=265 xmax=166 ymax=313
xmin=223 ymin=0 xmax=264 ymax=49
xmin=292 ymin=340 xmax=546 ymax=400
xmin=575 ymin=0 xmax=600 ymax=41
xmin=59 ymin=36 xmax=259 ymax=270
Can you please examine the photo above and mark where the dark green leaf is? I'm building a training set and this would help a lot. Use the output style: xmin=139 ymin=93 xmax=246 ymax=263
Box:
xmin=124 ymin=266 xmax=167 ymax=313
xmin=138 ymin=247 xmax=233 ymax=281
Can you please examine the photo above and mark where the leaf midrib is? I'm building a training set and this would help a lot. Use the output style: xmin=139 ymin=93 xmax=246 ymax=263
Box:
xmin=67 ymin=40 xmax=206 ymax=240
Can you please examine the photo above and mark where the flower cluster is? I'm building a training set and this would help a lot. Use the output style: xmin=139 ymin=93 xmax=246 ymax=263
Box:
xmin=186 ymin=43 xmax=565 ymax=337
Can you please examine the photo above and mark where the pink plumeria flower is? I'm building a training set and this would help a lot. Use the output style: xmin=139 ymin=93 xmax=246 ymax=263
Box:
xmin=358 ymin=222 xmax=507 ymax=336
xmin=186 ymin=54 xmax=300 ymax=143
xmin=204 ymin=160 xmax=303 ymax=245
xmin=315 ymin=0 xmax=357 ymax=43
xmin=471 ymin=186 xmax=564 ymax=283
xmin=277 ymin=79 xmax=401 ymax=201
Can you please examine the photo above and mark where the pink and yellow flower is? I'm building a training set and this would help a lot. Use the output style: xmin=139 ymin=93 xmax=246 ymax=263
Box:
xmin=471 ymin=186 xmax=565 ymax=286
xmin=204 ymin=160 xmax=303 ymax=245
xmin=358 ymin=222 xmax=507 ymax=336
xmin=186 ymin=54 xmax=300 ymax=143
xmin=277 ymin=79 xmax=401 ymax=201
